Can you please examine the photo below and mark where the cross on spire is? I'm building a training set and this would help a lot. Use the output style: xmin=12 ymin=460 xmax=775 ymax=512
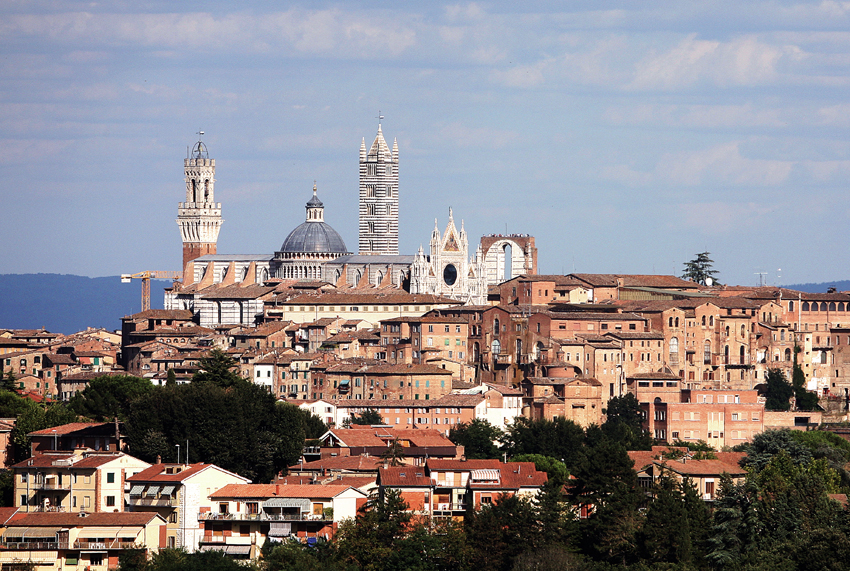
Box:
xmin=376 ymin=111 xmax=384 ymax=125
xmin=196 ymin=129 xmax=204 ymax=140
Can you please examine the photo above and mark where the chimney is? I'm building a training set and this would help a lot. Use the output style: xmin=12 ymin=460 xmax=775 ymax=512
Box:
xmin=156 ymin=454 xmax=162 ymax=464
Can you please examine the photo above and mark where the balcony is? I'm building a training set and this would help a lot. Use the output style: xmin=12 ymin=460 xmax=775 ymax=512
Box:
xmin=37 ymin=481 xmax=71 ymax=491
xmin=3 ymin=541 xmax=68 ymax=550
xmin=432 ymin=503 xmax=466 ymax=512
xmin=126 ymin=495 xmax=177 ymax=507
xmin=493 ymin=353 xmax=512 ymax=365
xmin=198 ymin=512 xmax=329 ymax=522
xmin=74 ymin=540 xmax=137 ymax=550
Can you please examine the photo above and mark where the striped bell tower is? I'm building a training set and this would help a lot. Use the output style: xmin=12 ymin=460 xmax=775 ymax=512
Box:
xmin=358 ymin=116 xmax=399 ymax=255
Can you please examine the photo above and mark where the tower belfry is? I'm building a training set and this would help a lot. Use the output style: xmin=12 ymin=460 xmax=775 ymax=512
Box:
xmin=359 ymin=118 xmax=399 ymax=255
xmin=177 ymin=132 xmax=223 ymax=276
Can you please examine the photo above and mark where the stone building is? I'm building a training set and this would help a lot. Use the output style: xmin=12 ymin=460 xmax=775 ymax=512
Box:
xmin=358 ymin=123 xmax=399 ymax=255
xmin=177 ymin=137 xmax=222 ymax=273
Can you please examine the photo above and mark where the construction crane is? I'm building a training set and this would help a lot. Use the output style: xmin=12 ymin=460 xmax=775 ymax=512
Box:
xmin=121 ymin=271 xmax=182 ymax=312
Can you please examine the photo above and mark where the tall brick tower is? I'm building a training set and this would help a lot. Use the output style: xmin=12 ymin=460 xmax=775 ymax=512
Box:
xmin=358 ymin=118 xmax=399 ymax=255
xmin=177 ymin=133 xmax=222 ymax=275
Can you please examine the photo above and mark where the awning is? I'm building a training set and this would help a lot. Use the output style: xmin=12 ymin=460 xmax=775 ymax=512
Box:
xmin=129 ymin=485 xmax=144 ymax=495
xmin=199 ymin=545 xmax=227 ymax=552
xmin=4 ymin=527 xmax=62 ymax=538
xmin=339 ymin=379 xmax=350 ymax=385
xmin=263 ymin=498 xmax=311 ymax=510
xmin=160 ymin=485 xmax=175 ymax=496
xmin=76 ymin=527 xmax=134 ymax=538
xmin=268 ymin=522 xmax=292 ymax=537
xmin=226 ymin=545 xmax=251 ymax=555
xmin=145 ymin=486 xmax=160 ymax=496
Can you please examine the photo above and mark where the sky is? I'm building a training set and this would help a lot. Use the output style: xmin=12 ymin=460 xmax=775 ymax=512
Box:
xmin=2 ymin=1 xmax=850 ymax=287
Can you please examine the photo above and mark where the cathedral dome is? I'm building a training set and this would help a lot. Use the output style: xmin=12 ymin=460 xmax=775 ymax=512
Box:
xmin=279 ymin=183 xmax=348 ymax=254
xmin=280 ymin=221 xmax=348 ymax=254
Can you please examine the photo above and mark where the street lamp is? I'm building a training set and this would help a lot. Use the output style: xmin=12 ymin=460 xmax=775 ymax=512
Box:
xmin=175 ymin=444 xmax=180 ymax=465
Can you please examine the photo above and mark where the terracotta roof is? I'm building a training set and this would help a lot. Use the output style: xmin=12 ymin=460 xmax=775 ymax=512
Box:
xmin=327 ymin=428 xmax=455 ymax=448
xmin=289 ymin=455 xmax=383 ymax=472
xmin=11 ymin=452 xmax=130 ymax=470
xmin=570 ymin=274 xmax=700 ymax=289
xmin=0 ymin=508 xmax=19 ymax=526
xmin=604 ymin=331 xmax=664 ymax=340
xmin=126 ymin=463 xmax=242 ymax=483
xmin=211 ymin=483 xmax=355 ymax=499
xmin=467 ymin=462 xmax=548 ymax=489
xmin=431 ymin=394 xmax=485 ymax=407
xmin=379 ymin=466 xmax=431 ymax=487
xmin=10 ymin=512 xmax=160 ymax=527
xmin=427 ymin=459 xmax=504 ymax=471
xmin=28 ymin=422 xmax=112 ymax=437
xmin=279 ymin=292 xmax=462 ymax=305
xmin=200 ymin=285 xmax=276 ymax=300
xmin=126 ymin=309 xmax=194 ymax=320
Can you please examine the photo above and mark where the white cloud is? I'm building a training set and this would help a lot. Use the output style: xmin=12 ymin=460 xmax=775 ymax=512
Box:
xmin=603 ymin=103 xmax=786 ymax=128
xmin=678 ymin=201 xmax=777 ymax=234
xmin=434 ymin=122 xmax=520 ymax=149
xmin=630 ymin=34 xmax=793 ymax=90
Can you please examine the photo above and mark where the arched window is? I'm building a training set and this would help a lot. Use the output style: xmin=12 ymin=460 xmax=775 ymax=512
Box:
xmin=703 ymin=341 xmax=711 ymax=364
xmin=821 ymin=302 xmax=828 ymax=311
xmin=375 ymin=271 xmax=383 ymax=287
xmin=739 ymin=345 xmax=746 ymax=364
xmin=725 ymin=326 xmax=730 ymax=337
xmin=503 ymin=243 xmax=513 ymax=281
xmin=724 ymin=345 xmax=729 ymax=364
xmin=702 ymin=315 xmax=706 ymax=326
xmin=492 ymin=339 xmax=501 ymax=354
xmin=709 ymin=316 xmax=714 ymax=326
xmin=355 ymin=270 xmax=362 ymax=283
xmin=840 ymin=302 xmax=846 ymax=312
xmin=830 ymin=302 xmax=837 ymax=311
xmin=204 ymin=179 xmax=210 ymax=201
xmin=473 ymin=342 xmax=480 ymax=362
xmin=741 ymin=325 xmax=746 ymax=337
xmin=494 ymin=318 xmax=500 ymax=333
xmin=789 ymin=300 xmax=794 ymax=311
xmin=785 ymin=348 xmax=791 ymax=361
xmin=669 ymin=317 xmax=673 ymax=327
xmin=803 ymin=301 xmax=810 ymax=311
xmin=675 ymin=317 xmax=679 ymax=327
xmin=669 ymin=337 xmax=679 ymax=355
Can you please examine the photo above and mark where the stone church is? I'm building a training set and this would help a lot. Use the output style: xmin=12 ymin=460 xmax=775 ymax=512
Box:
xmin=168 ymin=122 xmax=537 ymax=316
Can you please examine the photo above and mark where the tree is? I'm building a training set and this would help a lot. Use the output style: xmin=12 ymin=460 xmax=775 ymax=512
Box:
xmin=792 ymin=363 xmax=820 ymax=411
xmin=126 ymin=382 xmax=304 ymax=482
xmin=741 ymin=429 xmax=813 ymax=473
xmin=602 ymin=393 xmax=652 ymax=451
xmin=295 ymin=407 xmax=328 ymax=440
xmin=765 ymin=368 xmax=794 ymax=411
xmin=166 ymin=368 xmax=177 ymax=387
xmin=346 ymin=408 xmax=384 ymax=426
xmin=466 ymin=493 xmax=542 ymax=571
xmin=334 ymin=488 xmax=412 ymax=571
xmin=11 ymin=400 xmax=78 ymax=463
xmin=449 ymin=419 xmax=503 ymax=459
xmin=502 ymin=417 xmax=585 ymax=471
xmin=1 ymin=371 xmax=17 ymax=393
xmin=192 ymin=349 xmax=244 ymax=387
xmin=380 ymin=438 xmax=406 ymax=466
xmin=681 ymin=251 xmax=720 ymax=285
xmin=639 ymin=472 xmax=692 ymax=565
xmin=68 ymin=374 xmax=154 ymax=421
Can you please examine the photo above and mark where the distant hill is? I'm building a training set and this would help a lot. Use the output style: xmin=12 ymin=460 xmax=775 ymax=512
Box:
xmin=784 ymin=281 xmax=850 ymax=293
xmin=0 ymin=274 xmax=171 ymax=335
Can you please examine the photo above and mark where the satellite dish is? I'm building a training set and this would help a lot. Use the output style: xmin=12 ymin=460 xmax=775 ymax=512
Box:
xmin=705 ymin=277 xmax=713 ymax=286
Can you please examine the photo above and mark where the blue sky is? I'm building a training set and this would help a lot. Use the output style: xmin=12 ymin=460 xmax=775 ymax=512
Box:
xmin=2 ymin=1 xmax=849 ymax=286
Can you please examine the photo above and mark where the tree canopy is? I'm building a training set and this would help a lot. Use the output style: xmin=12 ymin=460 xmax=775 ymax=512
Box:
xmin=681 ymin=251 xmax=720 ymax=285
xmin=68 ymin=374 xmax=154 ymax=421
xmin=449 ymin=419 xmax=503 ymax=460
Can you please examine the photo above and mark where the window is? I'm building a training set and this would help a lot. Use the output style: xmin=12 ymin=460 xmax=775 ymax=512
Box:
xmin=106 ymin=495 xmax=116 ymax=507
xmin=170 ymin=512 xmax=178 ymax=523
xmin=106 ymin=472 xmax=115 ymax=484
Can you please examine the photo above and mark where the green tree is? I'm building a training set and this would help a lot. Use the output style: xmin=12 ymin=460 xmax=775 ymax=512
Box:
xmin=602 ymin=393 xmax=652 ymax=450
xmin=681 ymin=251 xmax=720 ymax=285
xmin=449 ymin=418 xmax=503 ymax=459
xmin=380 ymin=437 xmax=407 ymax=466
xmin=346 ymin=408 xmax=384 ymax=426
xmin=68 ymin=374 xmax=154 ymax=421
xmin=334 ymin=488 xmax=412 ymax=571
xmin=0 ymin=470 xmax=13 ymax=507
xmin=741 ymin=429 xmax=813 ymax=473
xmin=1 ymin=371 xmax=17 ymax=392
xmin=466 ymin=493 xmax=542 ymax=571
xmin=261 ymin=538 xmax=340 ymax=571
xmin=639 ymin=472 xmax=692 ymax=565
xmin=126 ymin=382 xmax=304 ymax=481
xmin=192 ymin=349 xmax=244 ymax=387
xmin=765 ymin=368 xmax=794 ymax=411
xmin=502 ymin=417 xmax=585 ymax=471
xmin=295 ymin=407 xmax=328 ymax=440
xmin=166 ymin=368 xmax=177 ymax=387
xmin=792 ymin=363 xmax=820 ymax=411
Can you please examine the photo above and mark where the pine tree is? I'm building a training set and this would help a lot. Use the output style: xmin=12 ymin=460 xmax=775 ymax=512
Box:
xmin=681 ymin=251 xmax=720 ymax=285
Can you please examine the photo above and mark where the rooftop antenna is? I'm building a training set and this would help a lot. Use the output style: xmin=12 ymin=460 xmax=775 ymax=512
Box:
xmin=755 ymin=272 xmax=767 ymax=287
xmin=776 ymin=268 xmax=782 ymax=285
